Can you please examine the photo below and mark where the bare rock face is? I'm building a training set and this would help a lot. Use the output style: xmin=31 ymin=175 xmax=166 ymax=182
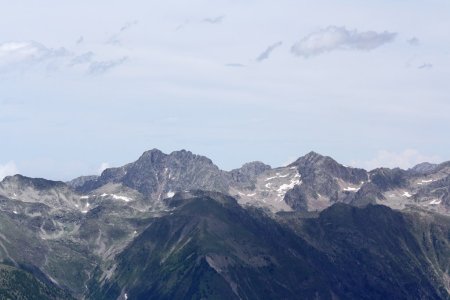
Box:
xmin=66 ymin=175 xmax=98 ymax=189
xmin=410 ymin=162 xmax=439 ymax=174
xmin=283 ymin=152 xmax=368 ymax=212
xmin=230 ymin=161 xmax=272 ymax=188
xmin=75 ymin=149 xmax=232 ymax=200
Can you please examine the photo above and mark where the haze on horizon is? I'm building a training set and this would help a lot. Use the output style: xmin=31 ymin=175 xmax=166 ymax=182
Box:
xmin=1 ymin=0 xmax=449 ymax=181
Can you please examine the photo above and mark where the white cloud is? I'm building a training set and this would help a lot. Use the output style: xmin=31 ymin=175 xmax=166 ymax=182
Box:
xmin=0 ymin=40 xmax=127 ymax=75
xmin=256 ymin=41 xmax=283 ymax=62
xmin=98 ymin=162 xmax=110 ymax=174
xmin=0 ymin=41 xmax=68 ymax=71
xmin=291 ymin=26 xmax=397 ymax=57
xmin=0 ymin=161 xmax=19 ymax=180
xmin=351 ymin=149 xmax=441 ymax=170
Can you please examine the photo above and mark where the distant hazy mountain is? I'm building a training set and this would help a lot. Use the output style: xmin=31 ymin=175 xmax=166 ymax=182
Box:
xmin=0 ymin=149 xmax=449 ymax=299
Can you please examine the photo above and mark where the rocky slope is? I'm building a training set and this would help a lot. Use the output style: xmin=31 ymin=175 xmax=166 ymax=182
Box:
xmin=63 ymin=149 xmax=450 ymax=215
xmin=0 ymin=148 xmax=449 ymax=299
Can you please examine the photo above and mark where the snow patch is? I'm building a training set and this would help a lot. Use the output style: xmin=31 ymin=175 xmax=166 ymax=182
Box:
xmin=247 ymin=193 xmax=256 ymax=197
xmin=402 ymin=192 xmax=412 ymax=198
xmin=13 ymin=210 xmax=18 ymax=214
xmin=429 ymin=199 xmax=442 ymax=205
xmin=277 ymin=177 xmax=301 ymax=197
xmin=111 ymin=194 xmax=132 ymax=202
xmin=265 ymin=175 xmax=278 ymax=181
xmin=266 ymin=173 xmax=291 ymax=181
xmin=80 ymin=196 xmax=89 ymax=199
xmin=100 ymin=193 xmax=133 ymax=202
xmin=166 ymin=191 xmax=175 ymax=198
xmin=343 ymin=187 xmax=359 ymax=192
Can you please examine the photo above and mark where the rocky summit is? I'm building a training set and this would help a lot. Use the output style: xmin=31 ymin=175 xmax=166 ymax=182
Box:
xmin=0 ymin=149 xmax=449 ymax=299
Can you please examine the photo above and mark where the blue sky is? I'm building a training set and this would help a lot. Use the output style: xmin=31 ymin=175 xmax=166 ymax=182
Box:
xmin=1 ymin=0 xmax=450 ymax=180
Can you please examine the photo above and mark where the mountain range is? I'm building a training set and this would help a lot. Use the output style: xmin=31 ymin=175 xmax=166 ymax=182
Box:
xmin=0 ymin=149 xmax=449 ymax=299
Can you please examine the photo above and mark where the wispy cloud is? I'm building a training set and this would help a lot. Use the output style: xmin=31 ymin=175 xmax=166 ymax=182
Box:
xmin=256 ymin=41 xmax=283 ymax=62
xmin=88 ymin=56 xmax=128 ymax=75
xmin=225 ymin=63 xmax=246 ymax=68
xmin=106 ymin=20 xmax=139 ymax=46
xmin=418 ymin=63 xmax=433 ymax=70
xmin=97 ymin=162 xmax=110 ymax=174
xmin=0 ymin=38 xmax=129 ymax=76
xmin=70 ymin=51 xmax=94 ymax=66
xmin=175 ymin=20 xmax=190 ymax=31
xmin=407 ymin=37 xmax=420 ymax=46
xmin=120 ymin=20 xmax=138 ymax=32
xmin=0 ymin=98 xmax=24 ymax=105
xmin=0 ymin=161 xmax=19 ymax=180
xmin=76 ymin=36 xmax=84 ymax=45
xmin=203 ymin=15 xmax=225 ymax=24
xmin=291 ymin=26 xmax=397 ymax=57
xmin=0 ymin=41 xmax=68 ymax=72
xmin=351 ymin=149 xmax=441 ymax=170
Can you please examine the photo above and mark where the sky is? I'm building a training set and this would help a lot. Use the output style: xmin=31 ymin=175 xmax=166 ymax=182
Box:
xmin=1 ymin=0 xmax=450 ymax=181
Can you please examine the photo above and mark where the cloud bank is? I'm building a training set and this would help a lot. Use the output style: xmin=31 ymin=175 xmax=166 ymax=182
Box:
xmin=97 ymin=162 xmax=110 ymax=174
xmin=291 ymin=26 xmax=397 ymax=57
xmin=0 ymin=161 xmax=19 ymax=180
xmin=0 ymin=40 xmax=127 ymax=75
xmin=0 ymin=41 xmax=68 ymax=71
xmin=351 ymin=149 xmax=441 ymax=170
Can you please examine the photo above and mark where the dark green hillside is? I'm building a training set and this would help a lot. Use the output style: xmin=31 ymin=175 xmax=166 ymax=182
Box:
xmin=0 ymin=264 xmax=74 ymax=300
xmin=88 ymin=192 xmax=450 ymax=300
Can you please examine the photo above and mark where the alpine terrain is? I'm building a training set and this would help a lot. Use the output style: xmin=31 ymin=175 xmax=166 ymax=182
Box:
xmin=0 ymin=149 xmax=449 ymax=299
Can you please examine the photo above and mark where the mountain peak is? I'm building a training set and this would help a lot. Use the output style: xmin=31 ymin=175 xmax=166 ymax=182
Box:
xmin=139 ymin=148 xmax=166 ymax=161
xmin=1 ymin=174 xmax=66 ymax=190
xmin=289 ymin=151 xmax=331 ymax=167
xmin=409 ymin=162 xmax=439 ymax=174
